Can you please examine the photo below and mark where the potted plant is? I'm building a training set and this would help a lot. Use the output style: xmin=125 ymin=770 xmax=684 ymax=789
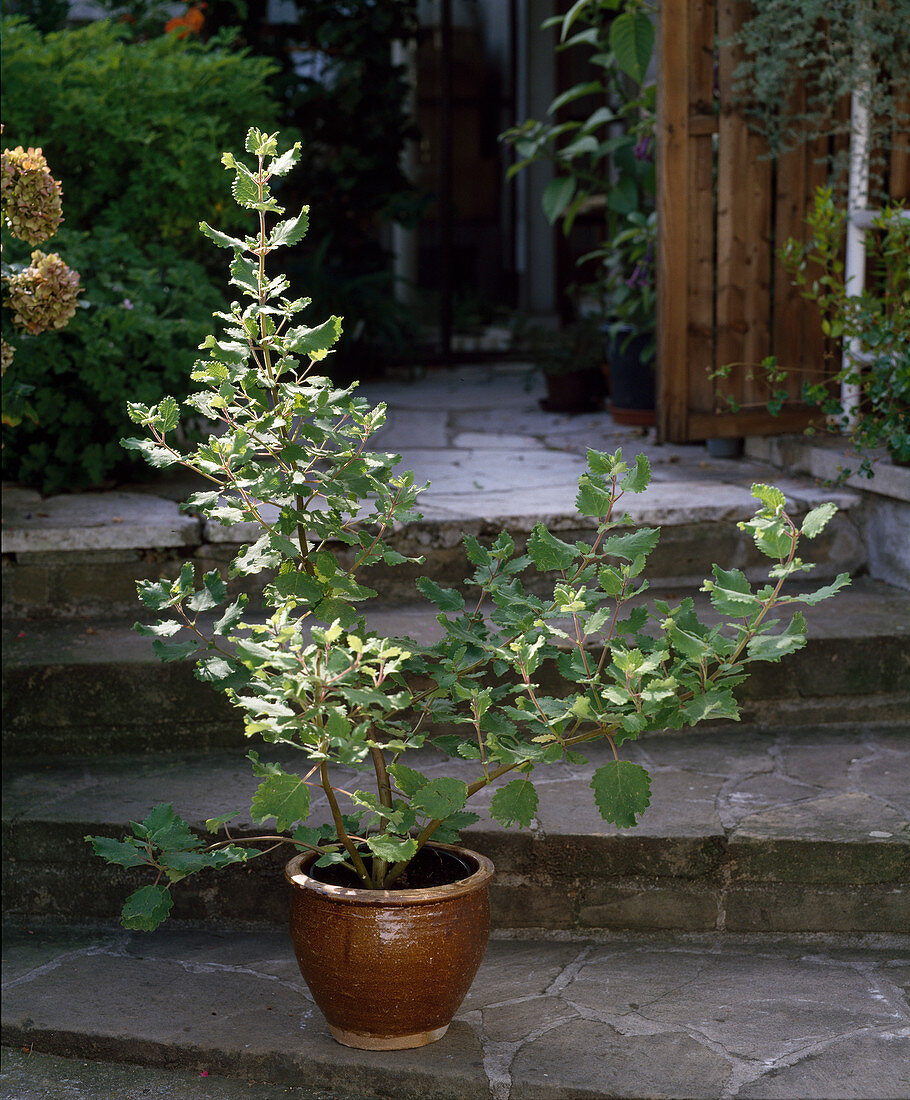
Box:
xmin=522 ymin=318 xmax=608 ymax=413
xmin=588 ymin=208 xmax=656 ymax=424
xmin=89 ymin=130 xmax=848 ymax=1050
xmin=501 ymin=0 xmax=657 ymax=424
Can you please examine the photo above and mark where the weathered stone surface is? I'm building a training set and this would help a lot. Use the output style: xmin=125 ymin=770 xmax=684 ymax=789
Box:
xmin=3 ymin=924 xmax=907 ymax=1100
xmin=736 ymin=1030 xmax=910 ymax=1099
xmin=3 ymin=728 xmax=907 ymax=932
xmin=724 ymin=884 xmax=909 ymax=933
xmin=2 ymin=492 xmax=200 ymax=554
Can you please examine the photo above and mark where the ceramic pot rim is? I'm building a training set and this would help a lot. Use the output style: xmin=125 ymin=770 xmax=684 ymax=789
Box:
xmin=284 ymin=842 xmax=494 ymax=906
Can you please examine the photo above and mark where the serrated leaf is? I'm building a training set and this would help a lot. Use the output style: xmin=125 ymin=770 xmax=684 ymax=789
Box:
xmin=88 ymin=836 xmax=146 ymax=868
xmin=785 ymin=573 xmax=851 ymax=606
xmin=751 ymin=483 xmax=787 ymax=513
xmin=590 ymin=760 xmax=651 ymax=828
xmin=232 ymin=170 xmax=261 ymax=208
xmin=490 ymin=778 xmax=539 ymax=828
xmin=620 ymin=454 xmax=651 ymax=493
xmin=389 ymin=764 xmax=429 ymax=797
xmin=206 ymin=811 xmax=241 ymax=833
xmin=747 ymin=613 xmax=807 ymax=662
xmin=268 ymin=143 xmax=301 ymax=176
xmin=285 ymin=317 xmax=343 ymax=357
xmin=151 ymin=639 xmax=199 ymax=663
xmin=187 ymin=570 xmax=227 ymax=613
xmin=411 ymin=778 xmax=468 ymax=820
xmin=576 ymin=474 xmax=614 ymax=517
xmin=250 ymin=772 xmax=311 ymax=832
xmin=198 ymin=222 xmax=246 ymax=250
xmin=271 ymin=571 xmax=325 ymax=603
xmin=706 ymin=565 xmax=761 ymax=616
xmin=601 ymin=527 xmax=660 ymax=561
xmin=416 ymin=576 xmax=465 ymax=612
xmin=365 ymin=834 xmax=418 ymax=862
xmin=121 ymin=885 xmax=174 ymax=932
xmin=527 ymin=523 xmax=578 ymax=572
xmin=801 ymin=502 xmax=837 ymax=538
xmin=269 ymin=207 xmax=310 ymax=248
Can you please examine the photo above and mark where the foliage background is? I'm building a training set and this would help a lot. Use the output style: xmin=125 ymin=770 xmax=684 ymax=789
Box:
xmin=1 ymin=16 xmax=282 ymax=491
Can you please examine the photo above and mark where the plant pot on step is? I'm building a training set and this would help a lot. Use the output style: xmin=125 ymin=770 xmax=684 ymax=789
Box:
xmin=286 ymin=843 xmax=494 ymax=1050
xmin=540 ymin=366 xmax=606 ymax=413
xmin=607 ymin=329 xmax=655 ymax=426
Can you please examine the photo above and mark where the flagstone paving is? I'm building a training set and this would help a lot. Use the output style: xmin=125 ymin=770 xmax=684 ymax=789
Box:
xmin=2 ymin=924 xmax=908 ymax=1100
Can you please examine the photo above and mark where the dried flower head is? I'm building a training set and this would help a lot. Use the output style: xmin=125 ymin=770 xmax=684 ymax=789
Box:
xmin=1 ymin=337 xmax=15 ymax=374
xmin=6 ymin=250 xmax=82 ymax=335
xmin=1 ymin=146 xmax=64 ymax=245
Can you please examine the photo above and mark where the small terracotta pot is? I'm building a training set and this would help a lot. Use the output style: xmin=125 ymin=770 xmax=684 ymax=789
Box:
xmin=285 ymin=843 xmax=494 ymax=1050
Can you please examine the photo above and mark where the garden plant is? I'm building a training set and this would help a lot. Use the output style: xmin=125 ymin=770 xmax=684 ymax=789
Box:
xmin=711 ymin=189 xmax=909 ymax=479
xmin=1 ymin=140 xmax=80 ymax=428
xmin=90 ymin=131 xmax=849 ymax=935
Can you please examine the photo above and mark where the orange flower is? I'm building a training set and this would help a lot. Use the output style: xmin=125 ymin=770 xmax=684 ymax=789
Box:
xmin=165 ymin=3 xmax=206 ymax=38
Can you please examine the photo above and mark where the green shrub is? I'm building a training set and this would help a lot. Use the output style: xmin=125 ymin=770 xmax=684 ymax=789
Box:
xmin=1 ymin=228 xmax=222 ymax=492
xmin=1 ymin=17 xmax=281 ymax=257
xmin=1 ymin=16 xmax=284 ymax=489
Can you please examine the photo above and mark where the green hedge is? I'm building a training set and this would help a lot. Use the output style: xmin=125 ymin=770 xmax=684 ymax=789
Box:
xmin=3 ymin=228 xmax=223 ymax=492
xmin=1 ymin=17 xmax=283 ymax=491
xmin=1 ymin=17 xmax=281 ymax=254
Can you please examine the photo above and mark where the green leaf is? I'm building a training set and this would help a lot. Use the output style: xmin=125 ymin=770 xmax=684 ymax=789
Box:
xmin=285 ymin=317 xmax=343 ymax=357
xmin=601 ymin=527 xmax=660 ymax=561
xmin=271 ymin=571 xmax=326 ymax=603
xmin=157 ymin=396 xmax=181 ymax=433
xmin=151 ymin=639 xmax=199 ymax=663
xmin=416 ymin=577 xmax=465 ymax=613
xmin=120 ymin=884 xmax=173 ymax=932
xmin=785 ymin=573 xmax=851 ymax=606
xmin=576 ymin=474 xmax=614 ymax=517
xmin=412 ymin=778 xmax=469 ymax=820
xmin=88 ymin=836 xmax=145 ymax=868
xmin=590 ymin=760 xmax=652 ymax=828
xmin=269 ymin=207 xmax=309 ymax=248
xmin=542 ymin=176 xmax=577 ymax=225
xmin=609 ymin=10 xmax=655 ymax=83
xmin=268 ymin=143 xmax=302 ymax=177
xmin=187 ymin=570 xmax=227 ymax=613
xmin=607 ymin=176 xmax=639 ymax=214
xmin=365 ymin=834 xmax=418 ymax=862
xmin=801 ymin=502 xmax=837 ymax=538
xmin=250 ymin=772 xmax=311 ymax=832
xmin=705 ymin=565 xmax=761 ymax=616
xmin=751 ymin=484 xmax=787 ymax=514
xmin=389 ymin=763 xmax=429 ymax=798
xmin=527 ymin=523 xmax=578 ymax=571
xmin=198 ymin=222 xmax=246 ymax=250
xmin=747 ymin=613 xmax=807 ymax=662
xmin=620 ymin=454 xmax=651 ymax=494
xmin=490 ymin=778 xmax=539 ymax=828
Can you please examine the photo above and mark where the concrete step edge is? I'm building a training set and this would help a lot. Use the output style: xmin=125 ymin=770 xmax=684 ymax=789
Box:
xmin=4 ymin=728 xmax=908 ymax=934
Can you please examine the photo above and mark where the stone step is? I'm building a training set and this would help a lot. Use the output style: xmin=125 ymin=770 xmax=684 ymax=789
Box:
xmin=3 ymin=725 xmax=907 ymax=935
xmin=2 ymin=463 xmax=866 ymax=620
xmin=2 ymin=923 xmax=908 ymax=1100
xmin=3 ymin=579 xmax=908 ymax=758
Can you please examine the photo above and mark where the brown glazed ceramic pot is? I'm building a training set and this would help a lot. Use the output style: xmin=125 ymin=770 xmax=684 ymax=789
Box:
xmin=285 ymin=843 xmax=494 ymax=1050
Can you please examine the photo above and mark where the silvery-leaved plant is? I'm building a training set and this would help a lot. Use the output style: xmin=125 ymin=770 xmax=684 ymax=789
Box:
xmin=89 ymin=131 xmax=849 ymax=931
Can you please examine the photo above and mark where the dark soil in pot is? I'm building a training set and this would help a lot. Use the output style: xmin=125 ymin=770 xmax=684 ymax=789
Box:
xmin=309 ymin=845 xmax=474 ymax=890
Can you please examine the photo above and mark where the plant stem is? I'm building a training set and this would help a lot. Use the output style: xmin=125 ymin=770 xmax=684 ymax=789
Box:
xmin=320 ymin=761 xmax=370 ymax=884
xmin=369 ymin=743 xmax=393 ymax=886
